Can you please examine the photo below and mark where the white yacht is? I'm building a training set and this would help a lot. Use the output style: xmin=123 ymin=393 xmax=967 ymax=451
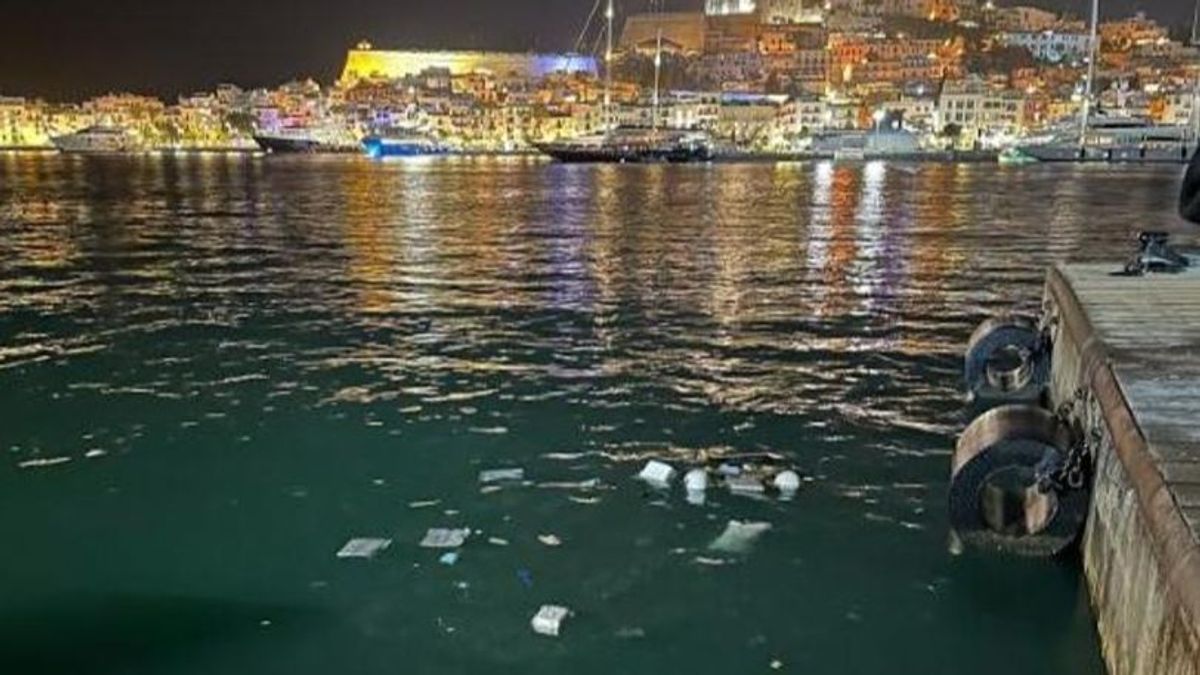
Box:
xmin=51 ymin=126 xmax=141 ymax=154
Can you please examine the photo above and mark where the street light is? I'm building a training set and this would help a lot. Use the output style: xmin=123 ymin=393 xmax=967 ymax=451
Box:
xmin=872 ymin=108 xmax=886 ymax=135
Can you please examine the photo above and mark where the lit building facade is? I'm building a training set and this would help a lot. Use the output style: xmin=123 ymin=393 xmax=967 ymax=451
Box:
xmin=340 ymin=45 xmax=598 ymax=86
xmin=1001 ymin=31 xmax=1090 ymax=64
xmin=706 ymin=0 xmax=756 ymax=16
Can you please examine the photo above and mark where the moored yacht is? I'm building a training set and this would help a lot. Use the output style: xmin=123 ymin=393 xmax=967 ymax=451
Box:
xmin=51 ymin=126 xmax=141 ymax=154
xmin=252 ymin=126 xmax=360 ymax=154
xmin=535 ymin=126 xmax=713 ymax=163
xmin=1015 ymin=114 xmax=1194 ymax=164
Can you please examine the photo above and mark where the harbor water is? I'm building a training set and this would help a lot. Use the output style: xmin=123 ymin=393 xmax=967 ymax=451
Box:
xmin=1 ymin=154 xmax=1185 ymax=674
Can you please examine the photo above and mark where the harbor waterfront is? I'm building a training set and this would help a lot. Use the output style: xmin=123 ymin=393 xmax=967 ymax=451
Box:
xmin=2 ymin=154 xmax=1189 ymax=673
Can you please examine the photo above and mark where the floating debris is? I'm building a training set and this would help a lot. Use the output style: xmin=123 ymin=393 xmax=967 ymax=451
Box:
xmin=336 ymin=537 xmax=392 ymax=559
xmin=17 ymin=456 xmax=72 ymax=469
xmin=537 ymin=478 xmax=601 ymax=490
xmin=480 ymin=485 xmax=503 ymax=495
xmin=487 ymin=537 xmax=510 ymax=547
xmin=684 ymin=469 xmax=708 ymax=505
xmin=694 ymin=556 xmax=731 ymax=566
xmin=84 ymin=449 xmax=107 ymax=459
xmin=774 ymin=470 xmax=801 ymax=498
xmin=408 ymin=500 xmax=441 ymax=509
xmin=439 ymin=551 xmax=460 ymax=566
xmin=568 ymin=495 xmax=602 ymax=505
xmin=517 ymin=568 xmax=534 ymax=589
xmin=420 ymin=528 xmax=471 ymax=549
xmin=479 ymin=467 xmax=525 ymax=484
xmin=637 ymin=460 xmax=676 ymax=488
xmin=726 ymin=475 xmax=766 ymax=496
xmin=709 ymin=520 xmax=772 ymax=554
xmin=770 ymin=658 xmax=784 ymax=670
xmin=537 ymin=534 xmax=563 ymax=547
xmin=530 ymin=605 xmax=571 ymax=637
xmin=615 ymin=626 xmax=646 ymax=639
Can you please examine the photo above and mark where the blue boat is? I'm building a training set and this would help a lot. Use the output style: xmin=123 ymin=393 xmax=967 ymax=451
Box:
xmin=362 ymin=133 xmax=445 ymax=159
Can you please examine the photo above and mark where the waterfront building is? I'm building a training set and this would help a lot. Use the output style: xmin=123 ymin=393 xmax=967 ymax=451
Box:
xmin=339 ymin=43 xmax=598 ymax=87
xmin=1100 ymin=12 xmax=1169 ymax=51
xmin=995 ymin=6 xmax=1059 ymax=32
xmin=620 ymin=12 xmax=708 ymax=54
xmin=706 ymin=0 xmax=757 ymax=16
xmin=937 ymin=76 xmax=1024 ymax=141
xmin=1001 ymin=31 xmax=1090 ymax=64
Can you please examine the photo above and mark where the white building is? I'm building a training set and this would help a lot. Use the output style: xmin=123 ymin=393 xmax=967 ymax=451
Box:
xmin=1001 ymin=31 xmax=1090 ymax=64
xmin=937 ymin=78 xmax=1024 ymax=140
xmin=706 ymin=0 xmax=756 ymax=16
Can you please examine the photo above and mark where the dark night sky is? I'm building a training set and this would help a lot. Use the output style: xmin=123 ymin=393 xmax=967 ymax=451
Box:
xmin=0 ymin=0 xmax=1189 ymax=100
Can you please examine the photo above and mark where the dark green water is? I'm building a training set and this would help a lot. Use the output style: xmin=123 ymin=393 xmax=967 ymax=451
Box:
xmin=0 ymin=154 xmax=1185 ymax=674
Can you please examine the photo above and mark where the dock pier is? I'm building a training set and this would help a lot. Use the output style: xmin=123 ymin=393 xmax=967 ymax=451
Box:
xmin=1044 ymin=262 xmax=1200 ymax=674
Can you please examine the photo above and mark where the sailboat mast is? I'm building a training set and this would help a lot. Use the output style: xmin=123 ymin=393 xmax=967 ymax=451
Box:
xmin=604 ymin=0 xmax=614 ymax=131
xmin=653 ymin=27 xmax=662 ymax=132
xmin=1078 ymin=0 xmax=1099 ymax=149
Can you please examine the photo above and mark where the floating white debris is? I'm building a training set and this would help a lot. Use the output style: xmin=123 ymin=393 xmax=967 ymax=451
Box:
xmin=84 ymin=449 xmax=107 ymax=459
xmin=684 ymin=469 xmax=708 ymax=492
xmin=537 ymin=534 xmax=563 ymax=547
xmin=637 ymin=460 xmax=676 ymax=488
xmin=420 ymin=528 xmax=471 ymax=549
xmin=408 ymin=500 xmax=441 ymax=509
xmin=487 ymin=537 xmax=510 ymax=547
xmin=708 ymin=520 xmax=772 ymax=554
xmin=531 ymin=605 xmax=571 ymax=637
xmin=538 ymin=478 xmax=601 ymax=490
xmin=568 ymin=495 xmax=601 ymax=505
xmin=479 ymin=468 xmax=525 ymax=484
xmin=480 ymin=485 xmax=503 ymax=495
xmin=774 ymin=470 xmax=801 ymax=496
xmin=770 ymin=658 xmax=784 ymax=670
xmin=439 ymin=551 xmax=460 ymax=566
xmin=17 ymin=456 xmax=72 ymax=469
xmin=337 ymin=537 xmax=392 ymax=559
xmin=726 ymin=476 xmax=766 ymax=496
xmin=694 ymin=556 xmax=731 ymax=566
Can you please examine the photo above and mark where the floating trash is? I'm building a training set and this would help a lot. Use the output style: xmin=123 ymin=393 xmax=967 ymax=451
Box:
xmin=479 ymin=468 xmax=525 ymax=484
xmin=517 ymin=568 xmax=534 ymax=588
xmin=726 ymin=475 xmax=766 ymax=496
xmin=408 ymin=500 xmax=441 ymax=509
xmin=538 ymin=534 xmax=563 ymax=547
xmin=774 ymin=470 xmax=801 ymax=498
xmin=637 ymin=460 xmax=676 ymax=488
xmin=530 ymin=605 xmax=571 ymax=637
xmin=487 ymin=537 xmax=510 ymax=546
xmin=684 ymin=469 xmax=708 ymax=505
xmin=336 ymin=537 xmax=392 ymax=559
xmin=439 ymin=551 xmax=460 ymax=566
xmin=693 ymin=556 xmax=731 ymax=566
xmin=420 ymin=528 xmax=471 ymax=549
xmin=568 ymin=496 xmax=602 ymax=505
xmin=537 ymin=478 xmax=601 ymax=490
xmin=708 ymin=520 xmax=772 ymax=554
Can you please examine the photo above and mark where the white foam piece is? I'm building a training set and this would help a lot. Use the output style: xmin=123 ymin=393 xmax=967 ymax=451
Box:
xmin=708 ymin=520 xmax=772 ymax=554
xmin=637 ymin=460 xmax=676 ymax=487
xmin=479 ymin=468 xmax=525 ymax=483
xmin=774 ymin=470 xmax=801 ymax=494
xmin=420 ymin=528 xmax=471 ymax=549
xmin=337 ymin=537 xmax=392 ymax=559
xmin=530 ymin=605 xmax=571 ymax=637
xmin=726 ymin=475 xmax=766 ymax=495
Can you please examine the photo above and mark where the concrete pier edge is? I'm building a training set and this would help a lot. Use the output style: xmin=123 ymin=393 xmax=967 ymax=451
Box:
xmin=1046 ymin=264 xmax=1200 ymax=673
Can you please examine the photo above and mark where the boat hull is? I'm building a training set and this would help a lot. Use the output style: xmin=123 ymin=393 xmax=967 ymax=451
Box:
xmin=1016 ymin=143 xmax=1195 ymax=164
xmin=362 ymin=136 xmax=445 ymax=158
xmin=535 ymin=143 xmax=712 ymax=164
xmin=253 ymin=135 xmax=358 ymax=155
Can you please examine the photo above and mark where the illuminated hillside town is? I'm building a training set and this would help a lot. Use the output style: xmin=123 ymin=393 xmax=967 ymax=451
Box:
xmin=1 ymin=0 xmax=1197 ymax=159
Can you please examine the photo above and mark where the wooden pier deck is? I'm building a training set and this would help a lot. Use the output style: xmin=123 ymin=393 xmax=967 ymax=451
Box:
xmin=1045 ymin=262 xmax=1200 ymax=675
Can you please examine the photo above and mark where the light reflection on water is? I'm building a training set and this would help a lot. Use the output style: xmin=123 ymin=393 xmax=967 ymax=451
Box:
xmin=0 ymin=154 xmax=1187 ymax=674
